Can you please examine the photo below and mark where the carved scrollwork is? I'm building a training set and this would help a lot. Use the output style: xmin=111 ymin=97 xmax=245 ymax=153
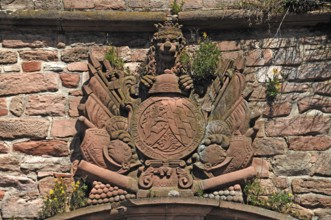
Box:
xmin=177 ymin=168 xmax=193 ymax=189
xmin=138 ymin=167 xmax=154 ymax=189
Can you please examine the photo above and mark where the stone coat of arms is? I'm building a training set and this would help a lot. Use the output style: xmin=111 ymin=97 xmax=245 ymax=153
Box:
xmin=75 ymin=19 xmax=256 ymax=202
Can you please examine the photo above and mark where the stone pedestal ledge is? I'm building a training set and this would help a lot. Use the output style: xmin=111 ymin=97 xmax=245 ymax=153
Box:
xmin=46 ymin=197 xmax=294 ymax=220
xmin=0 ymin=10 xmax=330 ymax=32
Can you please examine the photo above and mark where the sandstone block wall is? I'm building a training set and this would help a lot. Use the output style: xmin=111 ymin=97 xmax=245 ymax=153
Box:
xmin=0 ymin=2 xmax=330 ymax=219
xmin=0 ymin=0 xmax=237 ymax=11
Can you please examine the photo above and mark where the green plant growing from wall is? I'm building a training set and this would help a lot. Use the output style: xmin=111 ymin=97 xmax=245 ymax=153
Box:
xmin=39 ymin=178 xmax=88 ymax=219
xmin=244 ymin=178 xmax=294 ymax=216
xmin=170 ymin=0 xmax=184 ymax=15
xmin=265 ymin=68 xmax=282 ymax=102
xmin=191 ymin=33 xmax=221 ymax=82
xmin=105 ymin=46 xmax=124 ymax=70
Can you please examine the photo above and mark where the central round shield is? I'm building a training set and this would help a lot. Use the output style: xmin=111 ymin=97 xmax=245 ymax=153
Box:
xmin=131 ymin=96 xmax=205 ymax=160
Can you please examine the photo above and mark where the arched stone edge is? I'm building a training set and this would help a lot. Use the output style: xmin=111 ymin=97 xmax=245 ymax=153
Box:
xmin=46 ymin=197 xmax=295 ymax=220
xmin=0 ymin=10 xmax=330 ymax=32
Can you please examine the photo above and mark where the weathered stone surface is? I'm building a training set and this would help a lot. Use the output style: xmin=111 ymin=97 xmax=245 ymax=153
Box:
xmin=0 ymin=190 xmax=5 ymax=200
xmin=289 ymin=136 xmax=331 ymax=151
xmin=38 ymin=176 xmax=55 ymax=196
xmin=292 ymin=178 xmax=331 ymax=196
xmin=3 ymin=65 xmax=20 ymax=73
xmin=259 ymin=179 xmax=277 ymax=195
xmin=20 ymin=156 xmax=71 ymax=173
xmin=34 ymin=0 xmax=62 ymax=10
xmin=0 ymin=51 xmax=18 ymax=64
xmin=61 ymin=47 xmax=89 ymax=62
xmin=272 ymin=152 xmax=312 ymax=176
xmin=0 ymin=118 xmax=49 ymax=139
xmin=315 ymin=208 xmax=331 ymax=220
xmin=94 ymin=0 xmax=126 ymax=9
xmin=69 ymin=90 xmax=83 ymax=96
xmin=313 ymin=153 xmax=331 ymax=176
xmin=295 ymin=194 xmax=331 ymax=208
xmin=272 ymin=176 xmax=288 ymax=189
xmin=0 ymin=98 xmax=8 ymax=116
xmin=298 ymin=95 xmax=331 ymax=113
xmin=67 ymin=62 xmax=88 ymax=72
xmin=0 ymin=73 xmax=58 ymax=96
xmin=0 ymin=142 xmax=9 ymax=154
xmin=127 ymin=0 xmax=146 ymax=8
xmin=0 ymin=155 xmax=20 ymax=172
xmin=63 ymin=0 xmax=94 ymax=9
xmin=51 ymin=119 xmax=77 ymax=138
xmin=150 ymin=0 xmax=168 ymax=8
xmin=273 ymin=47 xmax=302 ymax=65
xmin=265 ymin=115 xmax=331 ymax=137
xmin=2 ymin=40 xmax=45 ymax=48
xmin=69 ymin=96 xmax=81 ymax=117
xmin=60 ymin=73 xmax=80 ymax=88
xmin=2 ymin=191 xmax=43 ymax=219
xmin=44 ymin=62 xmax=67 ymax=72
xmin=287 ymin=61 xmax=331 ymax=81
xmin=19 ymin=50 xmax=58 ymax=61
xmin=0 ymin=174 xmax=38 ymax=191
xmin=26 ymin=94 xmax=66 ymax=116
xmin=1 ymin=0 xmax=34 ymax=10
xmin=183 ymin=0 xmax=203 ymax=9
xmin=90 ymin=46 xmax=108 ymax=61
xmin=313 ymin=82 xmax=331 ymax=96
xmin=218 ymin=41 xmax=240 ymax=51
xmin=253 ymin=137 xmax=287 ymax=156
xmin=304 ymin=47 xmax=331 ymax=62
xmin=10 ymin=95 xmax=25 ymax=117
xmin=280 ymin=82 xmax=309 ymax=93
xmin=130 ymin=49 xmax=148 ymax=62
xmin=13 ymin=140 xmax=69 ymax=157
xmin=249 ymin=85 xmax=266 ymax=101
xmin=252 ymin=158 xmax=269 ymax=178
xmin=263 ymin=102 xmax=291 ymax=117
xmin=221 ymin=51 xmax=244 ymax=61
xmin=22 ymin=61 xmax=42 ymax=72
xmin=245 ymin=49 xmax=273 ymax=66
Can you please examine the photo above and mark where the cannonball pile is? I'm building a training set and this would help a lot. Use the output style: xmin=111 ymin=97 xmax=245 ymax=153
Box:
xmin=87 ymin=181 xmax=136 ymax=205
xmin=203 ymin=184 xmax=243 ymax=203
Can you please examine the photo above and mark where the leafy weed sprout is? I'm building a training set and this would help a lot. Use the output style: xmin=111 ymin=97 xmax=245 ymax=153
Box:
xmin=191 ymin=32 xmax=221 ymax=82
xmin=39 ymin=178 xmax=87 ymax=219
xmin=105 ymin=46 xmax=124 ymax=70
xmin=266 ymin=68 xmax=282 ymax=102
xmin=170 ymin=0 xmax=184 ymax=15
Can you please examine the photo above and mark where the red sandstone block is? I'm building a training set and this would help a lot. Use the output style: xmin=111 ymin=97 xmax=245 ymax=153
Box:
xmin=60 ymin=73 xmax=80 ymax=88
xmin=19 ymin=50 xmax=58 ymax=61
xmin=263 ymin=102 xmax=292 ymax=117
xmin=289 ymin=136 xmax=331 ymax=151
xmin=0 ymin=118 xmax=49 ymax=139
xmin=26 ymin=94 xmax=66 ymax=116
xmin=94 ymin=0 xmax=125 ymax=9
xmin=218 ymin=41 xmax=241 ymax=51
xmin=0 ymin=51 xmax=18 ymax=64
xmin=63 ymin=0 xmax=94 ymax=9
xmin=0 ymin=73 xmax=58 ymax=96
xmin=0 ymin=98 xmax=8 ymax=116
xmin=69 ymin=96 xmax=82 ymax=117
xmin=2 ymin=40 xmax=45 ymax=48
xmin=51 ymin=119 xmax=77 ymax=138
xmin=265 ymin=115 xmax=331 ymax=137
xmin=13 ymin=140 xmax=69 ymax=157
xmin=67 ymin=62 xmax=88 ymax=72
xmin=22 ymin=61 xmax=42 ymax=72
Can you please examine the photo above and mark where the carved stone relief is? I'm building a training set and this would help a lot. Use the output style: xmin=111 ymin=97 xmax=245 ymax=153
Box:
xmin=75 ymin=18 xmax=256 ymax=202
